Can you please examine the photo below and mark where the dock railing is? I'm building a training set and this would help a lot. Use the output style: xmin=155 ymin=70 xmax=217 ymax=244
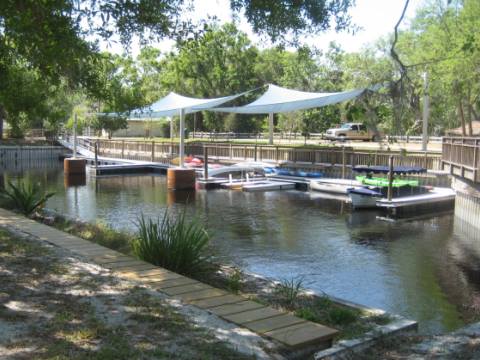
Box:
xmin=74 ymin=137 xmax=443 ymax=170
xmin=442 ymin=137 xmax=480 ymax=182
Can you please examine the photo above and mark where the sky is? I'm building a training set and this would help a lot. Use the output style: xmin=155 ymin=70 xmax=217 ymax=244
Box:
xmin=101 ymin=0 xmax=426 ymax=56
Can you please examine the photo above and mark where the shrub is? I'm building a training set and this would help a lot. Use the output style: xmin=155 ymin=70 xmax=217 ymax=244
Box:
xmin=0 ymin=180 xmax=55 ymax=216
xmin=132 ymin=211 xmax=211 ymax=276
xmin=274 ymin=276 xmax=304 ymax=309
xmin=226 ymin=268 xmax=243 ymax=294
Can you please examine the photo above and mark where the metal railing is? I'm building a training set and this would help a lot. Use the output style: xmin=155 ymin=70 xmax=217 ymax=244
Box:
xmin=442 ymin=137 xmax=480 ymax=182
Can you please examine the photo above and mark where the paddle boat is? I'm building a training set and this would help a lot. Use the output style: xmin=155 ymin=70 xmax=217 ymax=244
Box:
xmin=348 ymin=165 xmax=430 ymax=208
xmin=264 ymin=167 xmax=323 ymax=178
xmin=310 ymin=178 xmax=361 ymax=195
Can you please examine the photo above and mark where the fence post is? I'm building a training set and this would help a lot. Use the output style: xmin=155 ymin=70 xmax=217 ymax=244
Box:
xmin=230 ymin=143 xmax=232 ymax=159
xmin=342 ymin=146 xmax=346 ymax=179
xmin=151 ymin=141 xmax=155 ymax=162
xmin=122 ymin=140 xmax=125 ymax=159
xmin=275 ymin=146 xmax=279 ymax=163
xmin=254 ymin=144 xmax=257 ymax=162
xmin=244 ymin=145 xmax=247 ymax=160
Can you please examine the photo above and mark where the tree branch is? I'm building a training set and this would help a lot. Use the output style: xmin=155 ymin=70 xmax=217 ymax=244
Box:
xmin=390 ymin=0 xmax=410 ymax=79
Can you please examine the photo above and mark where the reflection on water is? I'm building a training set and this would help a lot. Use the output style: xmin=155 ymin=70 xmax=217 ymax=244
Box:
xmin=3 ymin=160 xmax=480 ymax=334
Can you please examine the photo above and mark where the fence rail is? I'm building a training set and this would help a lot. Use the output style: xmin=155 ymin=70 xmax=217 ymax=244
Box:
xmin=442 ymin=137 xmax=480 ymax=182
xmin=191 ymin=131 xmax=443 ymax=143
xmin=76 ymin=137 xmax=443 ymax=170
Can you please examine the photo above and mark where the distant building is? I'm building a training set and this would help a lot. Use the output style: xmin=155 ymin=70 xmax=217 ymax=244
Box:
xmin=110 ymin=119 xmax=168 ymax=138
xmin=445 ymin=120 xmax=480 ymax=137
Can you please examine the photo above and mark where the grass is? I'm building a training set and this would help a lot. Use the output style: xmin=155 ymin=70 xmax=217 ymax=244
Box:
xmin=47 ymin=214 xmax=134 ymax=254
xmin=226 ymin=268 xmax=243 ymax=294
xmin=274 ymin=276 xmax=305 ymax=309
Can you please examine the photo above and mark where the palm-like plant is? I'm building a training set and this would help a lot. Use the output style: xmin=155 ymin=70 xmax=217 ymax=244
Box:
xmin=0 ymin=180 xmax=55 ymax=216
xmin=133 ymin=211 xmax=211 ymax=276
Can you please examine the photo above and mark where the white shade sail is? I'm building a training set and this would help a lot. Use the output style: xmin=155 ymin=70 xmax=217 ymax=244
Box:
xmin=128 ymin=91 xmax=246 ymax=119
xmin=212 ymin=84 xmax=370 ymax=114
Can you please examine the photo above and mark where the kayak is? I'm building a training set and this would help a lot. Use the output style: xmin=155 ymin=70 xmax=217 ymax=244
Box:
xmin=355 ymin=175 xmax=419 ymax=188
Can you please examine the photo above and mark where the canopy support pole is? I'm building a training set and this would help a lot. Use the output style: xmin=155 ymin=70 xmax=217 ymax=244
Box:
xmin=169 ymin=116 xmax=173 ymax=140
xmin=179 ymin=108 xmax=185 ymax=168
xmin=268 ymin=112 xmax=274 ymax=145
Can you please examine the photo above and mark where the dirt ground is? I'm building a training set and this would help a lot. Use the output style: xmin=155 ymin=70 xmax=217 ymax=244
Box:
xmin=0 ymin=227 xmax=257 ymax=360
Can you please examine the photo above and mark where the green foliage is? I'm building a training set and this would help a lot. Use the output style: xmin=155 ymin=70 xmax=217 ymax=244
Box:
xmin=226 ymin=268 xmax=243 ymax=294
xmin=132 ymin=212 xmax=211 ymax=276
xmin=0 ymin=180 xmax=55 ymax=216
xmin=274 ymin=276 xmax=304 ymax=309
xmin=230 ymin=0 xmax=354 ymax=43
xmin=295 ymin=296 xmax=361 ymax=327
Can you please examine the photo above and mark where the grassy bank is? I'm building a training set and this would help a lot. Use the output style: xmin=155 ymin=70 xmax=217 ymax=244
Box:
xmin=0 ymin=227 xmax=255 ymax=359
xmin=32 ymin=210 xmax=392 ymax=341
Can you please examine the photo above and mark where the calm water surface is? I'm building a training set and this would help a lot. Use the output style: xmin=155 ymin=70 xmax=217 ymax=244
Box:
xmin=4 ymin=160 xmax=480 ymax=334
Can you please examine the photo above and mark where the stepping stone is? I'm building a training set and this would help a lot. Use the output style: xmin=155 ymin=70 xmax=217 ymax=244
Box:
xmin=73 ymin=248 xmax=119 ymax=255
xmin=222 ymin=307 xmax=284 ymax=325
xmin=152 ymin=276 xmax=198 ymax=289
xmin=110 ymin=263 xmax=157 ymax=271
xmin=90 ymin=255 xmax=134 ymax=264
xmin=189 ymin=294 xmax=246 ymax=309
xmin=138 ymin=266 xmax=183 ymax=281
xmin=242 ymin=314 xmax=306 ymax=334
xmin=176 ymin=288 xmax=227 ymax=302
xmin=68 ymin=244 xmax=106 ymax=251
xmin=161 ymin=283 xmax=211 ymax=296
xmin=264 ymin=322 xmax=338 ymax=349
xmin=118 ymin=268 xmax=174 ymax=279
xmin=208 ymin=300 xmax=265 ymax=316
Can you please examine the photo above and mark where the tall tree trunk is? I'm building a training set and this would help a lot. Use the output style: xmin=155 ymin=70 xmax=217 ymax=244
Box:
xmin=467 ymin=88 xmax=473 ymax=136
xmin=458 ymin=99 xmax=466 ymax=136
xmin=0 ymin=105 xmax=4 ymax=140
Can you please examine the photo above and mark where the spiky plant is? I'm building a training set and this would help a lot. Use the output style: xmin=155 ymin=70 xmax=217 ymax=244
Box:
xmin=133 ymin=211 xmax=211 ymax=276
xmin=0 ymin=180 xmax=55 ymax=216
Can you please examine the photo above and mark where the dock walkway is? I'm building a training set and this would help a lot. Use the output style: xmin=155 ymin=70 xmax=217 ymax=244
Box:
xmin=0 ymin=208 xmax=338 ymax=352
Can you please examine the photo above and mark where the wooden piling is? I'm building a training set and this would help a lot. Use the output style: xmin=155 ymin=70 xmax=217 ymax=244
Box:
xmin=203 ymin=146 xmax=209 ymax=180
xmin=387 ymin=155 xmax=394 ymax=201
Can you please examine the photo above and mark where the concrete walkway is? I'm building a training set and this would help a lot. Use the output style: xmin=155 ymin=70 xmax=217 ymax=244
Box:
xmin=0 ymin=208 xmax=338 ymax=352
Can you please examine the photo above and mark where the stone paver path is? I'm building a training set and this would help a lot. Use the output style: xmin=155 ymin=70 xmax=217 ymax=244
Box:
xmin=0 ymin=208 xmax=338 ymax=350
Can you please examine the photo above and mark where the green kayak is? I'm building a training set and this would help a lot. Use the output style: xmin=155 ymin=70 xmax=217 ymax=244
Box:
xmin=356 ymin=175 xmax=419 ymax=188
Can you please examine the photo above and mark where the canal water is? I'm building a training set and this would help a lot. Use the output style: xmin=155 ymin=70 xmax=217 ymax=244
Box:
xmin=3 ymin=160 xmax=480 ymax=334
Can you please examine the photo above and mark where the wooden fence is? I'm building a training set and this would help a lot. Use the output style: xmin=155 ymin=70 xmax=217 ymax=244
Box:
xmin=78 ymin=138 xmax=443 ymax=170
xmin=442 ymin=137 xmax=480 ymax=182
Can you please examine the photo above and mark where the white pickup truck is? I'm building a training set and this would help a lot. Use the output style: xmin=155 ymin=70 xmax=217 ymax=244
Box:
xmin=324 ymin=122 xmax=379 ymax=141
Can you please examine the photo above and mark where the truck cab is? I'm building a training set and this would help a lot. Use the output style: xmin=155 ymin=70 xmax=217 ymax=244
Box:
xmin=325 ymin=123 xmax=377 ymax=141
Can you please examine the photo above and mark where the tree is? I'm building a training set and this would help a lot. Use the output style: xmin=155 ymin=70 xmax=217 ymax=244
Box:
xmin=161 ymin=23 xmax=260 ymax=131
xmin=0 ymin=0 xmax=354 ymax=138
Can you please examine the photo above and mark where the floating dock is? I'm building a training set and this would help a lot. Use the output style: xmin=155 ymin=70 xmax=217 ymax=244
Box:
xmin=376 ymin=187 xmax=456 ymax=216
xmin=88 ymin=162 xmax=170 ymax=176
